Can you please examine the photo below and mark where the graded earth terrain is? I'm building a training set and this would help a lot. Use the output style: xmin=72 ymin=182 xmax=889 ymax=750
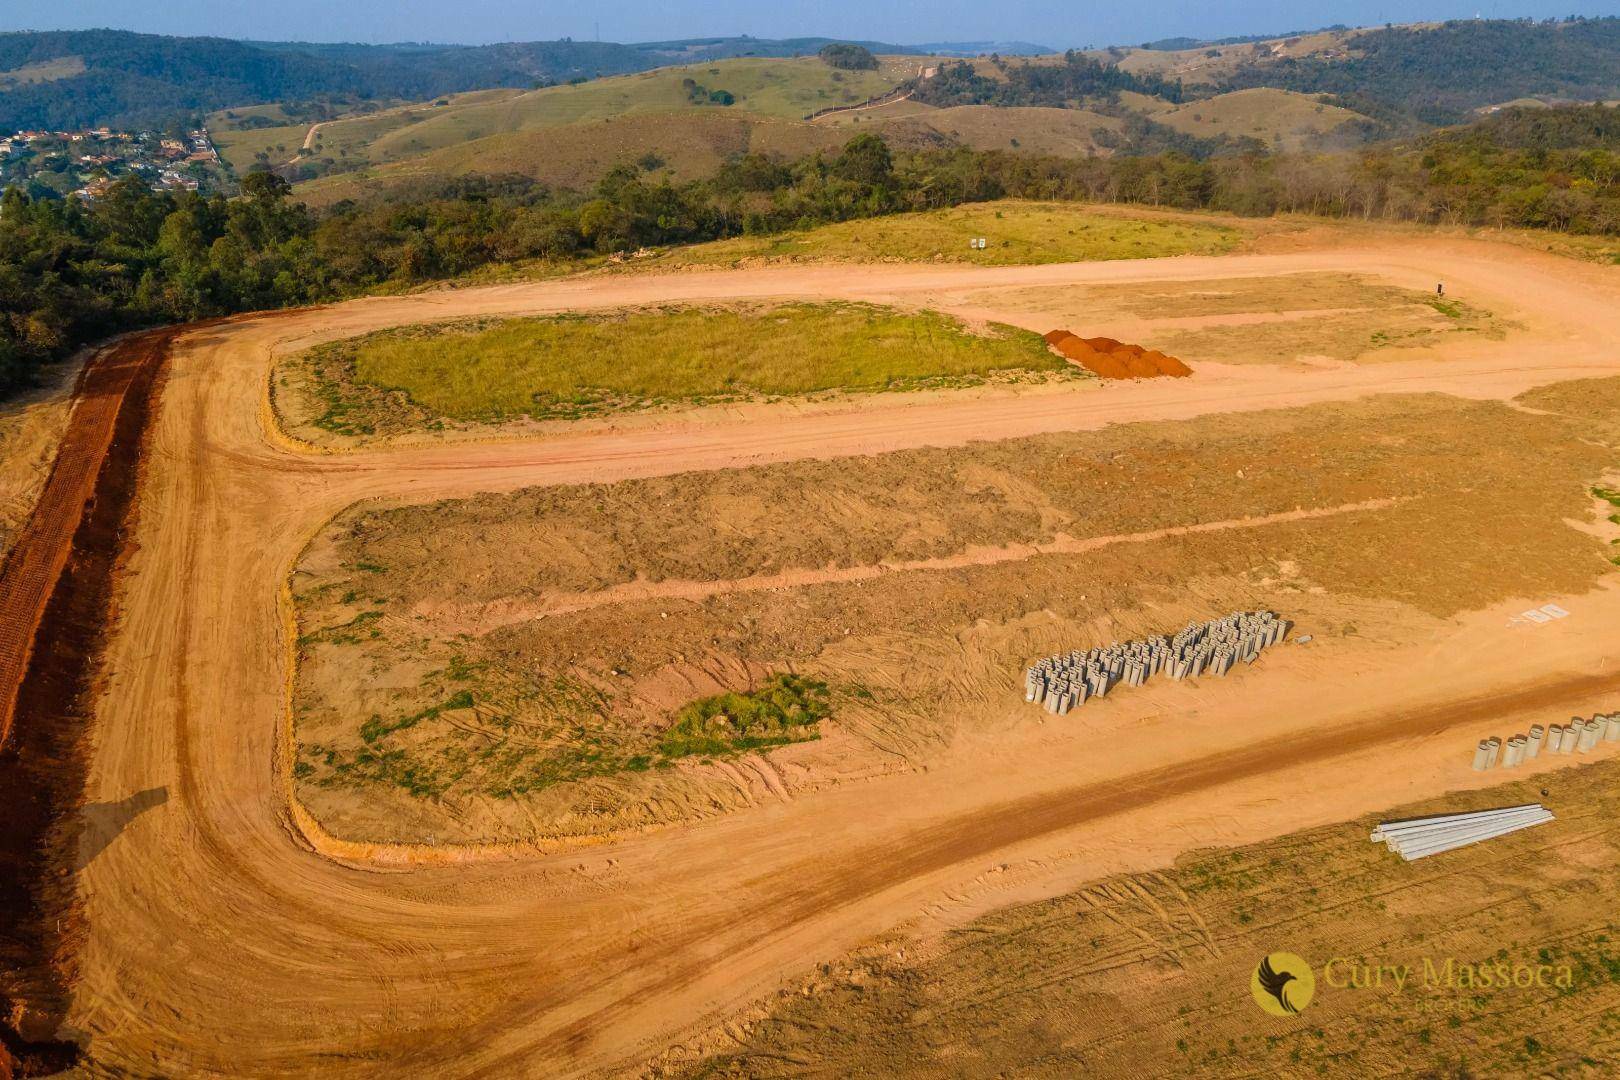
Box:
xmin=7 ymin=225 xmax=1620 ymax=1077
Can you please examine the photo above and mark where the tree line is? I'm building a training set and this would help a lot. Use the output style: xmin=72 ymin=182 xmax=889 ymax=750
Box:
xmin=4 ymin=110 xmax=1618 ymax=398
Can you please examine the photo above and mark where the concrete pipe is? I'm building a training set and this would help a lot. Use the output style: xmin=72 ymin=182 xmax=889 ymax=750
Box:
xmin=1578 ymin=721 xmax=1601 ymax=753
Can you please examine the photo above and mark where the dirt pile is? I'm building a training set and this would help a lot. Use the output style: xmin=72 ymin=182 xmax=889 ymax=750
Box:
xmin=1047 ymin=330 xmax=1192 ymax=380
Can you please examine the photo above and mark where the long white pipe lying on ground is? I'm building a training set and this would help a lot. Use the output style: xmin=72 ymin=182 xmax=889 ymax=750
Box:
xmin=1393 ymin=813 xmax=1553 ymax=861
xmin=1381 ymin=811 xmax=1549 ymax=850
xmin=1370 ymin=804 xmax=1544 ymax=842
xmin=1371 ymin=804 xmax=1555 ymax=861
xmin=1384 ymin=811 xmax=1553 ymax=858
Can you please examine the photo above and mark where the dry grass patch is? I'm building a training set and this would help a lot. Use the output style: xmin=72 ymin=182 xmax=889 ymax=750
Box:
xmin=656 ymin=200 xmax=1242 ymax=269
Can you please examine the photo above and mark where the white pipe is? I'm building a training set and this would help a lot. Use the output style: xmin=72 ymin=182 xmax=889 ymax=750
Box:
xmin=1398 ymin=814 xmax=1553 ymax=860
xmin=1372 ymin=804 xmax=1544 ymax=841
xmin=1382 ymin=811 xmax=1551 ymax=852
xmin=1384 ymin=812 xmax=1551 ymax=854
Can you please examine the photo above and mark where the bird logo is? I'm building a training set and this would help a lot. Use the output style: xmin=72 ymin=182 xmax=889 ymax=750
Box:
xmin=1251 ymin=952 xmax=1315 ymax=1016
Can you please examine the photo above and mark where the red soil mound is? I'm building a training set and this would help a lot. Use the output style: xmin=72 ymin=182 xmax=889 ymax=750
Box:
xmin=1122 ymin=351 xmax=1162 ymax=378
xmin=1046 ymin=330 xmax=1193 ymax=380
xmin=1144 ymin=350 xmax=1194 ymax=377
xmin=1055 ymin=337 xmax=1099 ymax=362
xmin=1085 ymin=354 xmax=1133 ymax=379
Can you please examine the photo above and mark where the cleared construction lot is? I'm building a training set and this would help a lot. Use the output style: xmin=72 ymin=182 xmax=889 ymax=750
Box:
xmin=292 ymin=389 xmax=1610 ymax=845
xmin=15 ymin=230 xmax=1620 ymax=1076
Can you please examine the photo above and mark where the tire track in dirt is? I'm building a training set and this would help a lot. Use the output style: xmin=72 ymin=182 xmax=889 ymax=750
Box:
xmin=490 ymin=666 xmax=1620 ymax=1076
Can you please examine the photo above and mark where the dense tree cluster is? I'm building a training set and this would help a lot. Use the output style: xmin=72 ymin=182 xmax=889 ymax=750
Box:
xmin=818 ymin=44 xmax=879 ymax=70
xmin=912 ymin=53 xmax=1185 ymax=109
xmin=4 ymin=107 xmax=1619 ymax=398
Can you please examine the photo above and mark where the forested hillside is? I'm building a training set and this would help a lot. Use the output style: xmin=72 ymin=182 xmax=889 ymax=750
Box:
xmin=0 ymin=30 xmax=923 ymax=131
xmin=1215 ymin=17 xmax=1620 ymax=125
xmin=0 ymin=30 xmax=363 ymax=130
xmin=913 ymin=53 xmax=1185 ymax=108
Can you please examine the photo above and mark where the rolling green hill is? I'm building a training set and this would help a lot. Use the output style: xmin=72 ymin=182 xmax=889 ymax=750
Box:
xmin=238 ymin=55 xmax=925 ymax=187
xmin=0 ymin=29 xmax=930 ymax=131
xmin=1130 ymin=88 xmax=1369 ymax=151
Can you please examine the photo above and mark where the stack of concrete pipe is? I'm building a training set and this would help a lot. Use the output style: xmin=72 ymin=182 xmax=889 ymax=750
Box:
xmin=1023 ymin=610 xmax=1291 ymax=715
xmin=1371 ymin=804 xmax=1554 ymax=861
xmin=1473 ymin=713 xmax=1620 ymax=769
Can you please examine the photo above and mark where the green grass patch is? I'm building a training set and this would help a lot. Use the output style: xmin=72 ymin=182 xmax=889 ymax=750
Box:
xmin=660 ymin=201 xmax=1240 ymax=268
xmin=360 ymin=689 xmax=475 ymax=744
xmin=302 ymin=674 xmax=832 ymax=803
xmin=658 ymin=674 xmax=830 ymax=759
xmin=320 ymin=301 xmax=1069 ymax=426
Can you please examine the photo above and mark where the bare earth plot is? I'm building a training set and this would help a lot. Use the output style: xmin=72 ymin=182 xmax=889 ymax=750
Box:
xmin=291 ymin=391 xmax=1608 ymax=846
xmin=29 ymin=235 xmax=1620 ymax=1077
xmin=962 ymin=270 xmax=1507 ymax=367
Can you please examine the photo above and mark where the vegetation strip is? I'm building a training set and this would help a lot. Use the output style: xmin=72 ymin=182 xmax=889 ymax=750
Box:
xmin=292 ymin=302 xmax=1070 ymax=435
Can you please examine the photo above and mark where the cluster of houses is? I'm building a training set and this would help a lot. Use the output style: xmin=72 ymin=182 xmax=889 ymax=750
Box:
xmin=0 ymin=127 xmax=222 ymax=200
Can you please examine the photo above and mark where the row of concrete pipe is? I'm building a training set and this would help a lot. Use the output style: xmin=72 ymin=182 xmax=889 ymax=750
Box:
xmin=1472 ymin=713 xmax=1620 ymax=770
xmin=1024 ymin=610 xmax=1291 ymax=714
xmin=1370 ymin=804 xmax=1555 ymax=861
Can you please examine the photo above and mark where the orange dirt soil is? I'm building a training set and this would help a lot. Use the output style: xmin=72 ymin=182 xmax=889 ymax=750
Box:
xmin=0 ymin=329 xmax=174 ymax=1075
xmin=10 ymin=236 xmax=1620 ymax=1076
xmin=1051 ymin=328 xmax=1192 ymax=380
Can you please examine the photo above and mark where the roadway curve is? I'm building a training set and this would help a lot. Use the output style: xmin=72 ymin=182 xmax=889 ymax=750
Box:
xmin=31 ymin=240 xmax=1620 ymax=1075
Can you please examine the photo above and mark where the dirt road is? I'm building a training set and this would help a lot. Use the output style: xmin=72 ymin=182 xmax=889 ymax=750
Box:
xmin=43 ymin=239 xmax=1620 ymax=1075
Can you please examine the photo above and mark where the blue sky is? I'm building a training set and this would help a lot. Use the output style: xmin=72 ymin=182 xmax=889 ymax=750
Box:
xmin=3 ymin=0 xmax=1619 ymax=47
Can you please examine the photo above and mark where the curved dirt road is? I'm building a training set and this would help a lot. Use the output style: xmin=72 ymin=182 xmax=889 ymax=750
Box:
xmin=56 ymin=240 xmax=1620 ymax=1075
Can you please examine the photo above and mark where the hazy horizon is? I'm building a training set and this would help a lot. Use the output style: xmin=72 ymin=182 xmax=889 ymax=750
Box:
xmin=3 ymin=0 xmax=1619 ymax=50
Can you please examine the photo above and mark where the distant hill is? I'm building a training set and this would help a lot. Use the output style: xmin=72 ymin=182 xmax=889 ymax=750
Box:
xmin=907 ymin=42 xmax=1056 ymax=57
xmin=1208 ymin=17 xmax=1620 ymax=125
xmin=0 ymin=29 xmax=362 ymax=130
xmin=213 ymin=55 xmax=924 ymax=179
xmin=0 ymin=29 xmax=930 ymax=131
xmin=1426 ymin=101 xmax=1620 ymax=152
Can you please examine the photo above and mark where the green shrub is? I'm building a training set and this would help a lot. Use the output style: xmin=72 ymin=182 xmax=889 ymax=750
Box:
xmin=658 ymin=674 xmax=830 ymax=759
